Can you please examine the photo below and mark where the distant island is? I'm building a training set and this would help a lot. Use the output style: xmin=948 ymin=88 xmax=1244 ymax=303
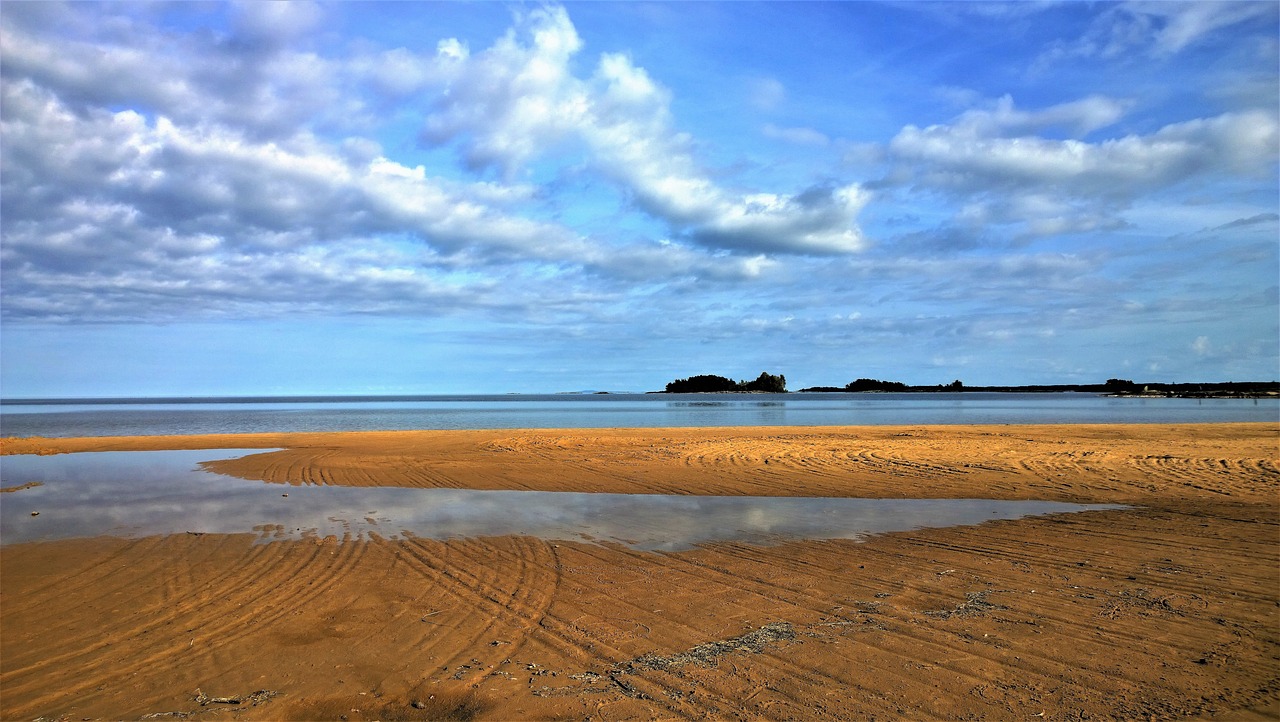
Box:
xmin=663 ymin=372 xmax=787 ymax=393
xmin=659 ymin=374 xmax=1278 ymax=398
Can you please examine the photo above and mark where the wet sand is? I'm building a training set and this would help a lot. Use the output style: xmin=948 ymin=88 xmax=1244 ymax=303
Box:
xmin=2 ymin=423 xmax=1276 ymax=720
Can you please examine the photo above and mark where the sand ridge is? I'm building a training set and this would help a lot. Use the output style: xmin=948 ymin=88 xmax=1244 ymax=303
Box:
xmin=3 ymin=423 xmax=1276 ymax=504
xmin=1 ymin=423 xmax=1277 ymax=720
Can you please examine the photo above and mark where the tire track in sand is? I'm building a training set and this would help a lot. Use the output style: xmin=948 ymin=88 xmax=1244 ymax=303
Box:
xmin=388 ymin=535 xmax=573 ymax=682
xmin=1 ymin=535 xmax=369 ymax=713
xmin=1 ymin=535 xmax=286 ymax=685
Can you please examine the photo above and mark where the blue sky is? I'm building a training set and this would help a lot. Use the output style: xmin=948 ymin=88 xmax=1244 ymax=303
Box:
xmin=1 ymin=1 xmax=1277 ymax=396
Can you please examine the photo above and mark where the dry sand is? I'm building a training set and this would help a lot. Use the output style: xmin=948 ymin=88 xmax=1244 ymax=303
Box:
xmin=1 ymin=423 xmax=1276 ymax=721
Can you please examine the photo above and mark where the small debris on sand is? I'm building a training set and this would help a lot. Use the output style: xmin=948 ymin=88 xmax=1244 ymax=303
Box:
xmin=1 ymin=482 xmax=43 ymax=493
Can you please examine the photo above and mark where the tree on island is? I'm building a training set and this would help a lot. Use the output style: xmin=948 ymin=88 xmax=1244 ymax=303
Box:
xmin=664 ymin=371 xmax=787 ymax=393
xmin=1104 ymin=378 xmax=1140 ymax=394
xmin=664 ymin=374 xmax=739 ymax=393
xmin=844 ymin=378 xmax=908 ymax=392
xmin=740 ymin=371 xmax=787 ymax=393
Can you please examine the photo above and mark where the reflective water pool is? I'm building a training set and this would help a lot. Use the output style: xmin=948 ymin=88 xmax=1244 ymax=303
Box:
xmin=0 ymin=450 xmax=1125 ymax=550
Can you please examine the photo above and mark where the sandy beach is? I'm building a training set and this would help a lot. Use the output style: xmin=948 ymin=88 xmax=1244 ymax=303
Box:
xmin=2 ymin=423 xmax=1276 ymax=720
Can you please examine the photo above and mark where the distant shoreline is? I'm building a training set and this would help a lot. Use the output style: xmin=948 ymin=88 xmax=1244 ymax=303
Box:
xmin=3 ymin=383 xmax=1279 ymax=405
xmin=793 ymin=385 xmax=1280 ymax=399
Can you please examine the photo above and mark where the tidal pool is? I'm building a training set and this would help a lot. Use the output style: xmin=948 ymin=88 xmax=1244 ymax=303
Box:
xmin=0 ymin=450 xmax=1125 ymax=550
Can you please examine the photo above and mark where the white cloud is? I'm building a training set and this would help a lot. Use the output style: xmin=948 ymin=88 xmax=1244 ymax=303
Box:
xmin=1 ymin=75 xmax=583 ymax=255
xmin=948 ymin=94 xmax=1132 ymax=138
xmin=0 ymin=5 xmax=358 ymax=140
xmin=362 ymin=47 xmax=435 ymax=97
xmin=421 ymin=6 xmax=588 ymax=176
xmin=230 ymin=0 xmax=324 ymax=49
xmin=1 ymin=67 xmax=791 ymax=322
xmin=1049 ymin=1 xmax=1277 ymax=60
xmin=1136 ymin=1 xmax=1274 ymax=56
xmin=2 ymin=0 xmax=874 ymax=330
xmin=891 ymin=108 xmax=1279 ymax=191
xmin=887 ymin=96 xmax=1278 ymax=237
xmin=690 ymin=185 xmax=869 ymax=254
xmin=422 ymin=8 xmax=868 ymax=255
xmin=0 ymin=73 xmax=610 ymax=321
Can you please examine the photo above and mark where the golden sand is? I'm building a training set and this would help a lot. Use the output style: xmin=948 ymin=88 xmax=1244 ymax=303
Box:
xmin=2 ymin=423 xmax=1276 ymax=720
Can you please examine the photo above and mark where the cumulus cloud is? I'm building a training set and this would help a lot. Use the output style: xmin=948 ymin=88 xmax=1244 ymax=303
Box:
xmin=945 ymin=94 xmax=1132 ymax=138
xmin=1 ymin=79 xmax=577 ymax=255
xmin=892 ymin=108 xmax=1276 ymax=191
xmin=4 ymin=4 xmax=837 ymax=324
xmin=421 ymin=7 xmax=586 ymax=175
xmin=0 ymin=3 xmax=360 ymax=141
xmin=0 ymin=74 xmax=581 ymax=321
xmin=886 ymin=95 xmax=1278 ymax=238
xmin=422 ymin=7 xmax=868 ymax=254
xmin=230 ymin=0 xmax=324 ymax=50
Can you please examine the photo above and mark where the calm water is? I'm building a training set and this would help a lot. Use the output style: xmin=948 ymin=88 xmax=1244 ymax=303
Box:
xmin=0 ymin=450 xmax=1123 ymax=549
xmin=1 ymin=392 xmax=1275 ymax=437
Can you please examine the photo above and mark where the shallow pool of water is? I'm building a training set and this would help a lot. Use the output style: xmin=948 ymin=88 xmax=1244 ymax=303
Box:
xmin=0 ymin=450 xmax=1124 ymax=550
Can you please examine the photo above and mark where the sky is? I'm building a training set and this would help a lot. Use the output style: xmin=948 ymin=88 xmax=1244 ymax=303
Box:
xmin=1 ymin=1 xmax=1277 ymax=397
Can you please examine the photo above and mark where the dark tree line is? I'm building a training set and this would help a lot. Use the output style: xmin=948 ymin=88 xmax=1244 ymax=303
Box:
xmin=844 ymin=378 xmax=908 ymax=392
xmin=664 ymin=374 xmax=1275 ymax=396
xmin=664 ymin=372 xmax=787 ymax=393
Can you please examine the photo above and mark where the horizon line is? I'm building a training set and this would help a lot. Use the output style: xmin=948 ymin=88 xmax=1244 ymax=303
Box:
xmin=3 ymin=380 xmax=1278 ymax=406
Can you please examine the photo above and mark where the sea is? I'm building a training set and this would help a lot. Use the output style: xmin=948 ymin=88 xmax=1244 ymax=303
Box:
xmin=1 ymin=392 xmax=1276 ymax=438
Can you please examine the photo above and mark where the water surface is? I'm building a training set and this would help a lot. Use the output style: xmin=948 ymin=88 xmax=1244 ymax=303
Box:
xmin=0 ymin=450 xmax=1124 ymax=550
xmin=1 ymin=392 xmax=1275 ymax=437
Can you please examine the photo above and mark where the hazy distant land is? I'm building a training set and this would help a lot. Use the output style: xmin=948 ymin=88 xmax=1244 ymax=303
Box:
xmin=662 ymin=373 xmax=1279 ymax=398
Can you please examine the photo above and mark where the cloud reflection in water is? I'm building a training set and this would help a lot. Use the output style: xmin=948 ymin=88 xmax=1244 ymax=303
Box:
xmin=0 ymin=450 xmax=1123 ymax=550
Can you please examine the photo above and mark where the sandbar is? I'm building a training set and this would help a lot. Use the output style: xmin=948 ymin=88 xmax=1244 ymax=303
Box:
xmin=1 ymin=423 xmax=1276 ymax=720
